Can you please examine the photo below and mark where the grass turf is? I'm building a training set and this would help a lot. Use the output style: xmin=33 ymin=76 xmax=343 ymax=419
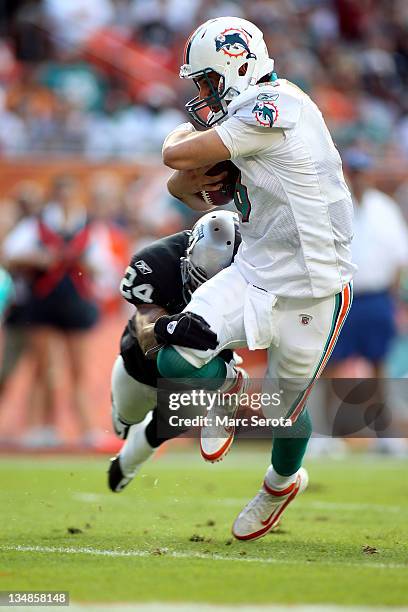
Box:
xmin=1 ymin=448 xmax=407 ymax=607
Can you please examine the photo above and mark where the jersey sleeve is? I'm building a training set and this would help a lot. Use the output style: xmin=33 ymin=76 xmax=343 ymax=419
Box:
xmin=119 ymin=246 xmax=166 ymax=307
xmin=215 ymin=82 xmax=302 ymax=159
xmin=119 ymin=232 xmax=188 ymax=309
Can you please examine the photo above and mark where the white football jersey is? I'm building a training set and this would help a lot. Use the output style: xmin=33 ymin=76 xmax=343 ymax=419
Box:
xmin=215 ymin=79 xmax=356 ymax=298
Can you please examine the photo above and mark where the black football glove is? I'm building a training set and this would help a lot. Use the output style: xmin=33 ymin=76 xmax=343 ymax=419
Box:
xmin=154 ymin=312 xmax=218 ymax=351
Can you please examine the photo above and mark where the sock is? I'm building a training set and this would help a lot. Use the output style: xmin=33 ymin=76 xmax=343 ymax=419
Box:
xmin=120 ymin=412 xmax=155 ymax=477
xmin=265 ymin=465 xmax=298 ymax=490
xmin=218 ymin=359 xmax=240 ymax=393
xmin=145 ymin=408 xmax=174 ymax=448
xmin=157 ymin=345 xmax=227 ymax=389
xmin=270 ymin=409 xmax=312 ymax=477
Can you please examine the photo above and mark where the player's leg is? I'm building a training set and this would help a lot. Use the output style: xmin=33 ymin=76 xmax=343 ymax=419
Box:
xmin=233 ymin=283 xmax=352 ymax=540
xmin=111 ymin=355 xmax=157 ymax=439
xmin=109 ymin=352 xmax=194 ymax=491
xmin=157 ymin=264 xmax=247 ymax=371
xmin=156 ymin=264 xmax=249 ymax=461
xmin=109 ymin=355 xmax=158 ymax=492
xmin=312 ymin=290 xmax=358 ymax=455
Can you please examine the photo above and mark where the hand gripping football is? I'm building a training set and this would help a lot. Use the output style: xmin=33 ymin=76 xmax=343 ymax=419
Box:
xmin=198 ymin=161 xmax=240 ymax=207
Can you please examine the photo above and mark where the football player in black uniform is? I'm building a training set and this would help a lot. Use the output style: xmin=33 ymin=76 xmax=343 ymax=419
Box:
xmin=108 ymin=210 xmax=242 ymax=492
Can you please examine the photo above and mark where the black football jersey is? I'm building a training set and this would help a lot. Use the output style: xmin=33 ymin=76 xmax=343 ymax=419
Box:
xmin=119 ymin=230 xmax=233 ymax=387
xmin=119 ymin=231 xmax=190 ymax=387
xmin=120 ymin=231 xmax=190 ymax=314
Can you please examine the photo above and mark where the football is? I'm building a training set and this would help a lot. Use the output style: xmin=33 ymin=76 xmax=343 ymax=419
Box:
xmin=198 ymin=160 xmax=240 ymax=207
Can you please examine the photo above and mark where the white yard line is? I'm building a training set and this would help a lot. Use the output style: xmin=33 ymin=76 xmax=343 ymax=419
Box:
xmin=1 ymin=544 xmax=407 ymax=571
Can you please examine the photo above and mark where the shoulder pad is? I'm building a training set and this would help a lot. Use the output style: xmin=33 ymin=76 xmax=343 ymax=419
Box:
xmin=227 ymin=80 xmax=302 ymax=129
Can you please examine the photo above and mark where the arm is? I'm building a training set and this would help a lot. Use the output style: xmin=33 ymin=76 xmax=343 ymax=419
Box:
xmin=167 ymin=166 xmax=226 ymax=211
xmin=162 ymin=125 xmax=230 ymax=170
xmin=134 ymin=303 xmax=167 ymax=359
xmin=3 ymin=250 xmax=56 ymax=272
xmin=163 ymin=84 xmax=293 ymax=170
xmin=2 ymin=219 xmax=55 ymax=272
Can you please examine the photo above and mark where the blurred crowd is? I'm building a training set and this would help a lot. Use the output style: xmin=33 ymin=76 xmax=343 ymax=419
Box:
xmin=0 ymin=0 xmax=407 ymax=164
xmin=0 ymin=171 xmax=193 ymax=449
xmin=0 ymin=0 xmax=407 ymax=452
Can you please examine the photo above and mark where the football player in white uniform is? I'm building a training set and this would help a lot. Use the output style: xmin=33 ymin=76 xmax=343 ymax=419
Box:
xmin=159 ymin=16 xmax=355 ymax=540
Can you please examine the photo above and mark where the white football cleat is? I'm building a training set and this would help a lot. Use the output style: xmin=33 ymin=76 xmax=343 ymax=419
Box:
xmin=232 ymin=467 xmax=309 ymax=541
xmin=200 ymin=367 xmax=249 ymax=463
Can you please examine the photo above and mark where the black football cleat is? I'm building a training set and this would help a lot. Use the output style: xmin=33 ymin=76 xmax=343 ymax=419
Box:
xmin=108 ymin=456 xmax=133 ymax=493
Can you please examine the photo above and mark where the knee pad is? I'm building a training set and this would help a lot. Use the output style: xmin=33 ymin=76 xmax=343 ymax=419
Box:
xmin=111 ymin=356 xmax=156 ymax=433
xmin=277 ymin=345 xmax=320 ymax=381
xmin=111 ymin=397 xmax=130 ymax=440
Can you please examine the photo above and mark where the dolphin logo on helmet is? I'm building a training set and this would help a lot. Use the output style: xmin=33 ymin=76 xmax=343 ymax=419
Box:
xmin=215 ymin=28 xmax=257 ymax=60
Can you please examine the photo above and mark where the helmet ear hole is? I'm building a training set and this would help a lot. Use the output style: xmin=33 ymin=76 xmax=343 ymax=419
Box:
xmin=217 ymin=75 xmax=225 ymax=94
xmin=239 ymin=63 xmax=248 ymax=76
xmin=182 ymin=210 xmax=241 ymax=302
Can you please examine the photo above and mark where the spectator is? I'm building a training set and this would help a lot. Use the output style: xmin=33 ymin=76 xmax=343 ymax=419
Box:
xmin=2 ymin=174 xmax=111 ymax=447
xmin=88 ymin=171 xmax=131 ymax=314
xmin=0 ymin=183 xmax=47 ymax=433
xmin=0 ymin=0 xmax=405 ymax=162
xmin=327 ymin=149 xmax=408 ymax=453
xmin=43 ymin=0 xmax=114 ymax=52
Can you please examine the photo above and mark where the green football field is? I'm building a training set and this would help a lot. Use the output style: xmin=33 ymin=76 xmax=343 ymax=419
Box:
xmin=1 ymin=447 xmax=408 ymax=610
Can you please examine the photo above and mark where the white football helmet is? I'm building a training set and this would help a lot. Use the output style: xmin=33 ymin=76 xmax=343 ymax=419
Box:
xmin=180 ymin=17 xmax=275 ymax=127
xmin=181 ymin=210 xmax=241 ymax=301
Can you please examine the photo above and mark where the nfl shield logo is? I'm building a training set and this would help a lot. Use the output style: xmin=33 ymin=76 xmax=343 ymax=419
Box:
xmin=167 ymin=321 xmax=178 ymax=334
xmin=300 ymin=314 xmax=312 ymax=325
